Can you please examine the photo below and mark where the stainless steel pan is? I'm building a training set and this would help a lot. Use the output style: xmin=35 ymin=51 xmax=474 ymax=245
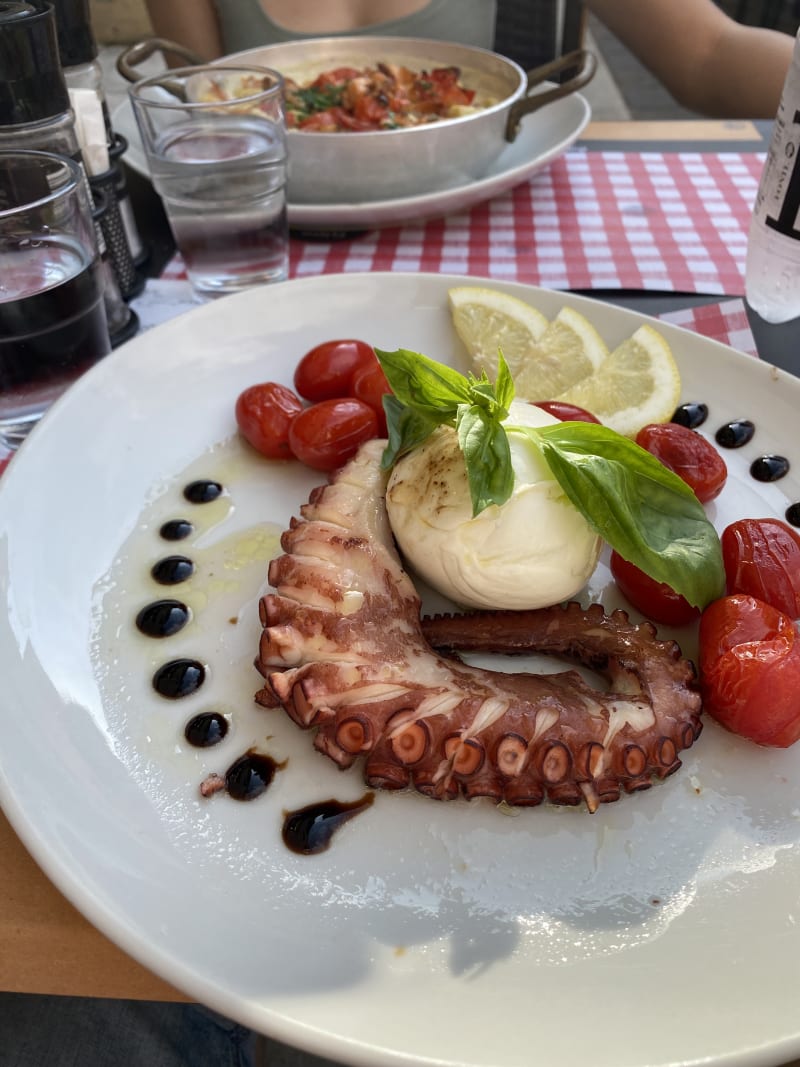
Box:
xmin=118 ymin=36 xmax=595 ymax=204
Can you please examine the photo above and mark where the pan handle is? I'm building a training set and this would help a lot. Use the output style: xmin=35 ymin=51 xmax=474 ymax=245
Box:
xmin=116 ymin=37 xmax=207 ymax=84
xmin=505 ymin=49 xmax=597 ymax=141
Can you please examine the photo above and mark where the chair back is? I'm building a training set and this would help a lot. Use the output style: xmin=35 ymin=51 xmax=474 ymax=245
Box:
xmin=494 ymin=0 xmax=587 ymax=71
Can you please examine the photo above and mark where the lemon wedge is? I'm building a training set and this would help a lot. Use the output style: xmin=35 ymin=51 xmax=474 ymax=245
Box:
xmin=511 ymin=306 xmax=609 ymax=399
xmin=448 ymin=286 xmax=549 ymax=378
xmin=557 ymin=324 xmax=681 ymax=437
xmin=448 ymin=287 xmax=608 ymax=398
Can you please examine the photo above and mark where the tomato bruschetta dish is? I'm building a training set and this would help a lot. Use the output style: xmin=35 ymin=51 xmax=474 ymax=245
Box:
xmin=284 ymin=62 xmax=479 ymax=131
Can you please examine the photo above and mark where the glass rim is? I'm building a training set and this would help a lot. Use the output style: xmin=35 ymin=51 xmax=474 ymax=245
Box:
xmin=129 ymin=63 xmax=285 ymax=111
xmin=0 ymin=149 xmax=83 ymax=218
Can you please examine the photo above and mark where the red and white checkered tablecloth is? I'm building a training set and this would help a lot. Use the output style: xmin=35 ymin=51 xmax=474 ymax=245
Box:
xmin=161 ymin=150 xmax=763 ymax=297
xmin=658 ymin=298 xmax=757 ymax=357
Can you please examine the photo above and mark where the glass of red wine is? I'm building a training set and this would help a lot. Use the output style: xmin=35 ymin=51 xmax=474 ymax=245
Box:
xmin=0 ymin=149 xmax=111 ymax=449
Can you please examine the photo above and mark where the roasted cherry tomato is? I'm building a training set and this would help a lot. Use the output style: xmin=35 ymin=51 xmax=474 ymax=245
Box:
xmin=610 ymin=550 xmax=700 ymax=626
xmin=699 ymin=593 xmax=800 ymax=747
xmin=235 ymin=381 xmax=304 ymax=459
xmin=532 ymin=400 xmax=600 ymax=424
xmin=635 ymin=422 xmax=727 ymax=503
xmin=352 ymin=362 xmax=392 ymax=436
xmin=288 ymin=397 xmax=378 ymax=471
xmin=293 ymin=339 xmax=377 ymax=402
xmin=721 ymin=518 xmax=800 ymax=618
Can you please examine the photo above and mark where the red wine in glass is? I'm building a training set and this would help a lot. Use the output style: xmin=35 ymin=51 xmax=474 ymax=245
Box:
xmin=0 ymin=233 xmax=111 ymax=441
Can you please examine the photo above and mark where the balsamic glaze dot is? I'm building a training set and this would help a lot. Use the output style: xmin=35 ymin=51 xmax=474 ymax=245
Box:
xmin=153 ymin=658 xmax=205 ymax=699
xmin=136 ymin=599 xmax=190 ymax=638
xmin=185 ymin=711 xmax=229 ymax=748
xmin=225 ymin=752 xmax=279 ymax=800
xmin=184 ymin=480 xmax=223 ymax=504
xmin=671 ymin=402 xmax=708 ymax=429
xmin=151 ymin=555 xmax=194 ymax=585
xmin=786 ymin=503 xmax=800 ymax=528
xmin=750 ymin=454 xmax=790 ymax=482
xmin=282 ymin=794 xmax=375 ymax=855
xmin=715 ymin=419 xmax=755 ymax=449
xmin=160 ymin=519 xmax=193 ymax=541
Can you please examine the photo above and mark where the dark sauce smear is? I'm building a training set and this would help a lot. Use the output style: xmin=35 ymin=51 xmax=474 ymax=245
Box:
xmin=184 ymin=479 xmax=223 ymax=504
xmin=282 ymin=793 xmax=375 ymax=855
xmin=160 ymin=519 xmax=193 ymax=542
xmin=153 ymin=658 xmax=205 ymax=698
xmin=185 ymin=711 xmax=228 ymax=748
xmin=787 ymin=503 xmax=800 ymax=528
xmin=151 ymin=555 xmax=194 ymax=585
xmin=751 ymin=454 xmax=790 ymax=482
xmin=671 ymin=402 xmax=708 ymax=429
xmin=136 ymin=598 xmax=190 ymax=638
xmin=226 ymin=751 xmax=283 ymax=801
xmin=715 ymin=419 xmax=755 ymax=449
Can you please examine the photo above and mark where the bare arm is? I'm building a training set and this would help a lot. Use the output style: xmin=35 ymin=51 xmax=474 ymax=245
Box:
xmin=588 ymin=0 xmax=793 ymax=118
xmin=142 ymin=0 xmax=224 ymax=61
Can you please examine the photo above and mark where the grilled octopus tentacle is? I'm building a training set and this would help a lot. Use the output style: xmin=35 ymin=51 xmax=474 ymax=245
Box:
xmin=255 ymin=440 xmax=702 ymax=813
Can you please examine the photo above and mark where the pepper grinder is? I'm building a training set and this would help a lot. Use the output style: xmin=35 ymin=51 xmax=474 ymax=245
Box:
xmin=0 ymin=0 xmax=137 ymax=344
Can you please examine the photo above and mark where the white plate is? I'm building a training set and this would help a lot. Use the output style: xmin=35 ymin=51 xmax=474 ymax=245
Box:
xmin=113 ymin=90 xmax=590 ymax=230
xmin=2 ymin=273 xmax=800 ymax=1067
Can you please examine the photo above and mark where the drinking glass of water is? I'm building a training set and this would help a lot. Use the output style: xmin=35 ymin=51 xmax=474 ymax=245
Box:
xmin=129 ymin=64 xmax=289 ymax=300
xmin=0 ymin=149 xmax=111 ymax=449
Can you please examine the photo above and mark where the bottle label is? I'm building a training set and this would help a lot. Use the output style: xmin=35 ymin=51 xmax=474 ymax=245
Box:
xmin=755 ymin=38 xmax=800 ymax=240
xmin=754 ymin=37 xmax=800 ymax=240
xmin=759 ymin=107 xmax=800 ymax=240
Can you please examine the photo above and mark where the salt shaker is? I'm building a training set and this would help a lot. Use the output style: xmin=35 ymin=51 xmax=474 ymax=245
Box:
xmin=51 ymin=0 xmax=147 ymax=275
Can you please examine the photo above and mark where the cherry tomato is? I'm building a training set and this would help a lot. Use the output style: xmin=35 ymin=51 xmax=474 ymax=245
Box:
xmin=235 ymin=381 xmax=303 ymax=459
xmin=288 ymin=398 xmax=378 ymax=472
xmin=293 ymin=339 xmax=378 ymax=402
xmin=699 ymin=594 xmax=800 ymax=747
xmin=532 ymin=400 xmax=600 ymax=424
xmin=721 ymin=518 xmax=800 ymax=618
xmin=635 ymin=422 xmax=727 ymax=503
xmin=352 ymin=362 xmax=392 ymax=436
xmin=610 ymin=550 xmax=700 ymax=626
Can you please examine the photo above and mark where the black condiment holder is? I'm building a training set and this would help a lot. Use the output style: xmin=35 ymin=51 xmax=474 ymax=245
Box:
xmin=89 ymin=186 xmax=139 ymax=346
xmin=89 ymin=156 xmax=145 ymax=301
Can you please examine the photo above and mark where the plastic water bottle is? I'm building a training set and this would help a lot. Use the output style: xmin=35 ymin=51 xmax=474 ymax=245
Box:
xmin=746 ymin=29 xmax=800 ymax=323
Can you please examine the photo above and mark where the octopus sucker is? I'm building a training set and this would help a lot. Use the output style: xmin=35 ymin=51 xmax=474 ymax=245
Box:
xmin=255 ymin=441 xmax=703 ymax=812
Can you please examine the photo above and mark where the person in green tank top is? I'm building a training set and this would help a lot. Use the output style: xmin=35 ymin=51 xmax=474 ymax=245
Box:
xmin=144 ymin=0 xmax=794 ymax=118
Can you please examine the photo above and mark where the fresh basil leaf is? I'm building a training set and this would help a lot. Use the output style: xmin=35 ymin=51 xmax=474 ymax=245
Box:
xmin=494 ymin=351 xmax=515 ymax=412
xmin=457 ymin=404 xmax=514 ymax=513
xmin=381 ymin=393 xmax=440 ymax=469
xmin=376 ymin=348 xmax=472 ymax=418
xmin=513 ymin=421 xmax=725 ymax=608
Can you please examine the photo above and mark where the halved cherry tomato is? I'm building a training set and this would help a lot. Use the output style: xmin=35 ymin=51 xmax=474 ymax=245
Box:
xmin=288 ymin=398 xmax=378 ymax=471
xmin=610 ymin=550 xmax=700 ymax=626
xmin=532 ymin=401 xmax=600 ymax=424
xmin=235 ymin=381 xmax=303 ymax=459
xmin=721 ymin=518 xmax=800 ymax=617
xmin=352 ymin=362 xmax=391 ymax=436
xmin=293 ymin=339 xmax=377 ymax=402
xmin=635 ymin=422 xmax=727 ymax=503
xmin=699 ymin=594 xmax=800 ymax=747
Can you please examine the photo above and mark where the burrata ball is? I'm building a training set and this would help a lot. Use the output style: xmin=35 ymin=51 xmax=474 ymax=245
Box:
xmin=385 ymin=399 xmax=601 ymax=610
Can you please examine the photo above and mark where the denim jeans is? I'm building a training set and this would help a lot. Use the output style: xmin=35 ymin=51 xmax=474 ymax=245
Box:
xmin=0 ymin=996 xmax=256 ymax=1067
xmin=0 ymin=995 xmax=345 ymax=1066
